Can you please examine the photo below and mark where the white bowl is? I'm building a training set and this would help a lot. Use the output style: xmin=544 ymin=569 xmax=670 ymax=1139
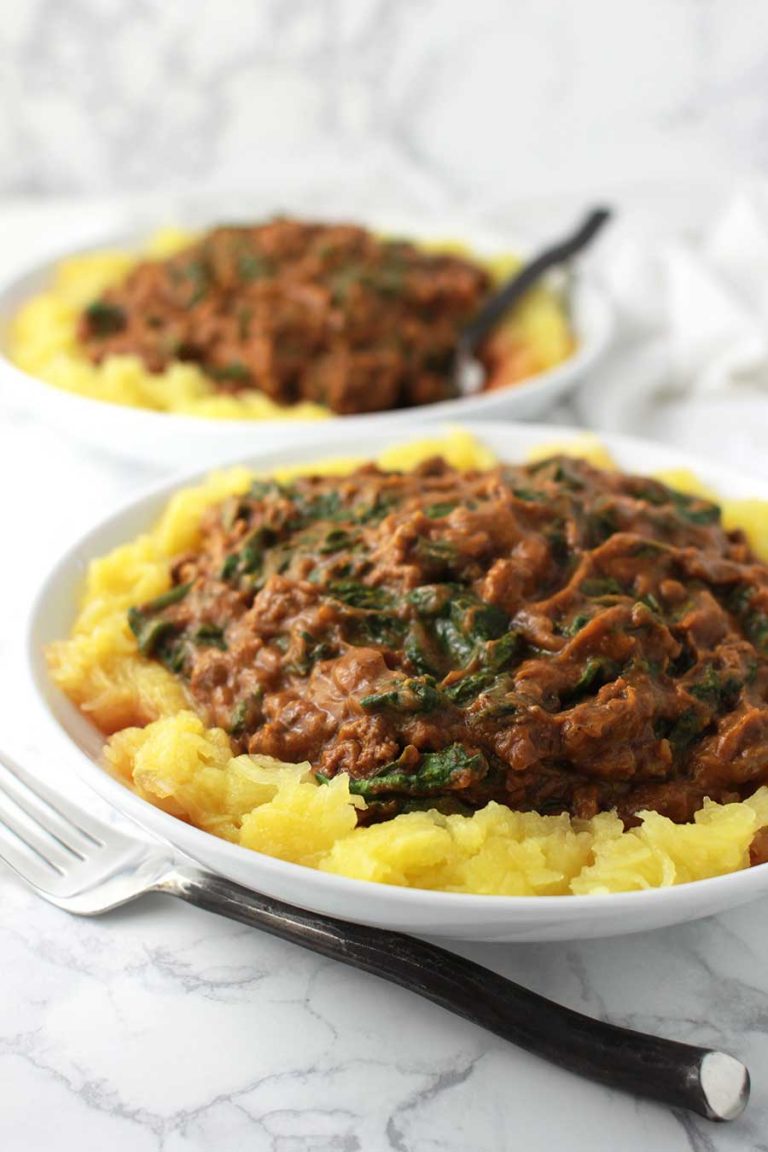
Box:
xmin=0 ymin=220 xmax=612 ymax=467
xmin=27 ymin=420 xmax=768 ymax=941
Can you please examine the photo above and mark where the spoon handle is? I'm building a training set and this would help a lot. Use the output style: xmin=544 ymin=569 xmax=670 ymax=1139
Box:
xmin=460 ymin=206 xmax=612 ymax=355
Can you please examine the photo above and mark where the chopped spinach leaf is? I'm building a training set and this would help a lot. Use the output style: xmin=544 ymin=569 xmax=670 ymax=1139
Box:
xmin=320 ymin=528 xmax=356 ymax=554
xmin=562 ymin=612 xmax=591 ymax=637
xmin=404 ymin=628 xmax=438 ymax=676
xmin=414 ymin=537 xmax=458 ymax=570
xmin=354 ymin=493 xmax=396 ymax=524
xmin=237 ymin=251 xmax=273 ymax=281
xmin=288 ymin=631 xmax=337 ymax=674
xmin=689 ymin=665 xmax=743 ymax=710
xmin=127 ymin=582 xmax=193 ymax=667
xmin=668 ymin=489 xmax=721 ymax=525
xmin=424 ymin=501 xmax=457 ymax=519
xmin=327 ymin=580 xmax=392 ymax=610
xmin=361 ymin=676 xmax=443 ymax=713
xmin=229 ymin=688 xmax=264 ymax=737
xmin=84 ymin=300 xmax=126 ymax=336
xmin=209 ymin=361 xmax=251 ymax=384
xmin=560 ymin=657 xmax=619 ymax=704
xmin=143 ymin=582 xmax=192 ymax=613
xmin=193 ymin=623 xmax=227 ymax=650
xmin=443 ymin=671 xmax=495 ymax=705
xmin=337 ymin=743 xmax=488 ymax=799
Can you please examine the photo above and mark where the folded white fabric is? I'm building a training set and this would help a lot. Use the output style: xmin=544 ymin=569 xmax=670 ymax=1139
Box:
xmin=576 ymin=190 xmax=768 ymax=477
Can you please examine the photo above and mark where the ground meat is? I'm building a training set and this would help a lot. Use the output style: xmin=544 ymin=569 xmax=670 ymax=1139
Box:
xmin=78 ymin=218 xmax=497 ymax=414
xmin=749 ymin=825 xmax=768 ymax=866
xmin=126 ymin=454 xmax=768 ymax=825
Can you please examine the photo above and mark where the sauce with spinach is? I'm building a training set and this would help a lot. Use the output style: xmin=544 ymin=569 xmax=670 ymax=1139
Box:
xmin=128 ymin=455 xmax=768 ymax=825
xmin=79 ymin=218 xmax=495 ymax=414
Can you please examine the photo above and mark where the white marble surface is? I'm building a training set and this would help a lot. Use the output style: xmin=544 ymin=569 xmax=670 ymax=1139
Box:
xmin=2 ymin=191 xmax=768 ymax=1150
xmin=2 ymin=369 xmax=768 ymax=1152
xmin=3 ymin=0 xmax=768 ymax=211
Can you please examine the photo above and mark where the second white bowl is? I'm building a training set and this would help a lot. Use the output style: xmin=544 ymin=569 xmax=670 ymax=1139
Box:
xmin=0 ymin=220 xmax=612 ymax=467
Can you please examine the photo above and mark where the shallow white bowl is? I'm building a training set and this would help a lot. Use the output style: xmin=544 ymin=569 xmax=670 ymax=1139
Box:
xmin=0 ymin=220 xmax=612 ymax=467
xmin=27 ymin=420 xmax=768 ymax=941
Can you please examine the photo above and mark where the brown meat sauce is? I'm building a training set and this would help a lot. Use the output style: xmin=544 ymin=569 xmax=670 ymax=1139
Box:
xmin=78 ymin=218 xmax=496 ymax=414
xmin=127 ymin=456 xmax=768 ymax=826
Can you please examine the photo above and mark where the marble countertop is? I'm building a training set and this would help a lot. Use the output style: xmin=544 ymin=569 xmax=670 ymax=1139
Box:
xmin=2 ymin=199 xmax=768 ymax=1151
xmin=4 ymin=856 xmax=768 ymax=1152
xmin=2 ymin=405 xmax=768 ymax=1152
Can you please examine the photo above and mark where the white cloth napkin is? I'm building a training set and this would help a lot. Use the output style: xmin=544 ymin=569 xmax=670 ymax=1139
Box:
xmin=576 ymin=191 xmax=768 ymax=477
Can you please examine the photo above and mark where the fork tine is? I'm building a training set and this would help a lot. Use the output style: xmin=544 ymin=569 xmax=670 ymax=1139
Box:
xmin=0 ymin=752 xmax=106 ymax=847
xmin=0 ymin=816 xmax=65 ymax=891
xmin=0 ymin=760 xmax=91 ymax=860
xmin=0 ymin=784 xmax=84 ymax=875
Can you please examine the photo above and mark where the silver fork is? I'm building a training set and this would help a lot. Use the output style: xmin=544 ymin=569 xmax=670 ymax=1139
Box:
xmin=0 ymin=748 xmax=750 ymax=1122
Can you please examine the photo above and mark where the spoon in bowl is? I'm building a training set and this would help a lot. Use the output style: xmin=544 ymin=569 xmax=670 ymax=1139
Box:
xmin=454 ymin=206 xmax=612 ymax=395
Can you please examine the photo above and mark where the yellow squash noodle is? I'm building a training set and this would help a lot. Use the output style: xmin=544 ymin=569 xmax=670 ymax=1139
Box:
xmin=48 ymin=432 xmax=768 ymax=894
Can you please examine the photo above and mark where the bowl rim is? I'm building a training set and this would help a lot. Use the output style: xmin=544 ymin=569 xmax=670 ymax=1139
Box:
xmin=0 ymin=219 xmax=613 ymax=433
xmin=26 ymin=417 xmax=768 ymax=916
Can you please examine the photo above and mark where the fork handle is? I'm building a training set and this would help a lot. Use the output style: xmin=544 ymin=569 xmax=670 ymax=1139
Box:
xmin=160 ymin=867 xmax=748 ymax=1121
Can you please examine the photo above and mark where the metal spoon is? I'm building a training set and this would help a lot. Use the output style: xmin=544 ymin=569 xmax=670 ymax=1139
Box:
xmin=454 ymin=206 xmax=612 ymax=395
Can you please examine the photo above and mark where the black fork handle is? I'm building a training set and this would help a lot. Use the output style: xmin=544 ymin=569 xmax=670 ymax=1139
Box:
xmin=162 ymin=866 xmax=748 ymax=1122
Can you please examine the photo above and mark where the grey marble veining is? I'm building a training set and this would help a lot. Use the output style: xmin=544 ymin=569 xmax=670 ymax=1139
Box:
xmin=1 ymin=366 xmax=768 ymax=1151
xmin=3 ymin=852 xmax=768 ymax=1152
xmin=2 ymin=7 xmax=768 ymax=1147
xmin=3 ymin=0 xmax=768 ymax=208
